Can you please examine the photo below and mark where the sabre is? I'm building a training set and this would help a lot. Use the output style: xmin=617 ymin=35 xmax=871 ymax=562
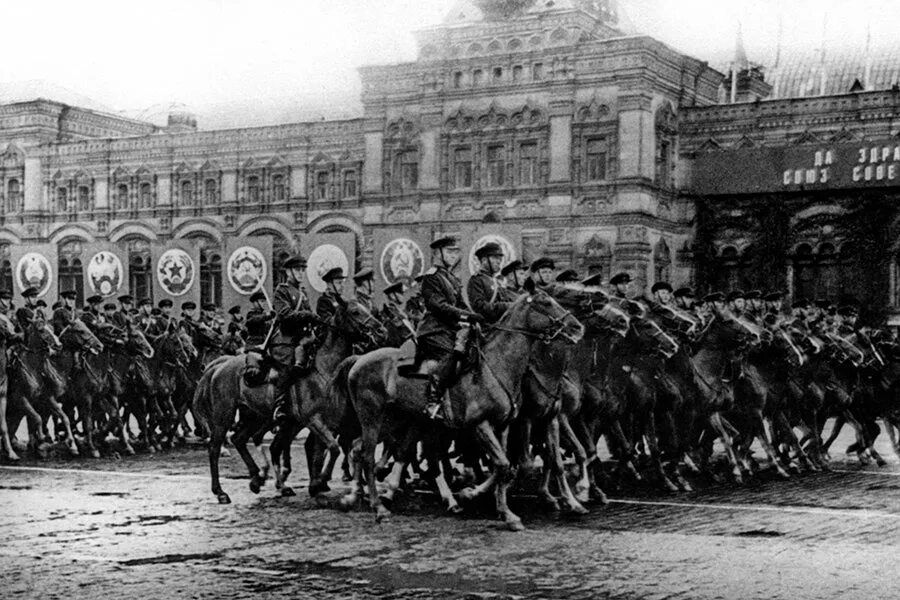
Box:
xmin=258 ymin=283 xmax=278 ymax=352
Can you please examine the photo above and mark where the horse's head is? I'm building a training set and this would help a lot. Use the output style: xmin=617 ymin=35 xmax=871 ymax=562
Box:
xmin=771 ymin=326 xmax=805 ymax=368
xmin=338 ymin=300 xmax=387 ymax=346
xmin=701 ymin=311 xmax=759 ymax=352
xmin=193 ymin=322 xmax=223 ymax=350
xmin=653 ymin=304 xmax=698 ymax=339
xmin=125 ymin=324 xmax=154 ymax=359
xmin=29 ymin=321 xmax=62 ymax=355
xmin=592 ymin=303 xmax=630 ymax=338
xmin=158 ymin=322 xmax=197 ymax=366
xmin=60 ymin=319 xmax=104 ymax=355
xmin=628 ymin=315 xmax=679 ymax=359
xmin=503 ymin=288 xmax=584 ymax=345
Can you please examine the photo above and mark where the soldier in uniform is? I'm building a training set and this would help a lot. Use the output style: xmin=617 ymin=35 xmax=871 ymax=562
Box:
xmin=673 ymin=287 xmax=695 ymax=311
xmin=743 ymin=290 xmax=764 ymax=322
xmin=609 ymin=272 xmax=633 ymax=299
xmin=417 ymin=236 xmax=482 ymax=420
xmin=245 ymin=290 xmax=275 ymax=348
xmin=467 ymin=242 xmax=513 ymax=324
xmin=81 ymin=295 xmax=104 ymax=330
xmin=180 ymin=301 xmax=198 ymax=333
xmin=316 ymin=267 xmax=347 ymax=323
xmin=34 ymin=299 xmax=48 ymax=324
xmin=764 ymin=291 xmax=785 ymax=323
xmin=16 ymin=287 xmax=39 ymax=332
xmin=529 ymin=257 xmax=556 ymax=289
xmin=112 ymin=295 xmax=134 ymax=329
xmin=135 ymin=298 xmax=154 ymax=331
xmin=649 ymin=281 xmax=673 ymax=307
xmin=381 ymin=281 xmax=416 ymax=343
xmin=726 ymin=290 xmax=745 ymax=316
xmin=555 ymin=269 xmax=580 ymax=284
xmin=499 ymin=260 xmax=528 ymax=296
xmin=352 ymin=268 xmax=376 ymax=313
xmin=51 ymin=290 xmax=78 ymax=335
xmin=271 ymin=254 xmax=320 ymax=426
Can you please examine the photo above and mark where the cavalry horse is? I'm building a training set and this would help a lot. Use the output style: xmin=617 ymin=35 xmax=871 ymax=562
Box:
xmin=193 ymin=300 xmax=385 ymax=504
xmin=338 ymin=288 xmax=584 ymax=531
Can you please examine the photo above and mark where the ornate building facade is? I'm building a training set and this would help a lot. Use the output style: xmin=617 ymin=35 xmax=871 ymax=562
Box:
xmin=3 ymin=0 xmax=900 ymax=320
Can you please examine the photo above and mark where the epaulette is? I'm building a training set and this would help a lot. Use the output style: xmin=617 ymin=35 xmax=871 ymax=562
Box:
xmin=425 ymin=267 xmax=437 ymax=275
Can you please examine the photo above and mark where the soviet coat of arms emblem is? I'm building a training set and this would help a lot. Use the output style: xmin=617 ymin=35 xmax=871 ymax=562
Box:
xmin=379 ymin=238 xmax=424 ymax=285
xmin=16 ymin=252 xmax=52 ymax=297
xmin=87 ymin=251 xmax=123 ymax=297
xmin=227 ymin=246 xmax=267 ymax=294
xmin=157 ymin=249 xmax=195 ymax=296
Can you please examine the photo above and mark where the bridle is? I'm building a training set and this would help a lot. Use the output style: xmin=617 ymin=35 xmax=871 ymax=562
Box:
xmin=489 ymin=294 xmax=582 ymax=344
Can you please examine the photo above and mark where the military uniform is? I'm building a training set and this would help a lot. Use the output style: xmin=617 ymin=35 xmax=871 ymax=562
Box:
xmin=245 ymin=307 xmax=274 ymax=347
xmin=467 ymin=271 xmax=511 ymax=324
xmin=271 ymin=255 xmax=319 ymax=425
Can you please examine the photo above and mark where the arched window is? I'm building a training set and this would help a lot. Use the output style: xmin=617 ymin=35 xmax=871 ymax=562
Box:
xmin=272 ymin=174 xmax=285 ymax=202
xmin=116 ymin=184 xmax=129 ymax=210
xmin=125 ymin=236 xmax=152 ymax=303
xmin=181 ymin=180 xmax=194 ymax=206
xmin=247 ymin=176 xmax=260 ymax=203
xmin=58 ymin=240 xmax=84 ymax=305
xmin=7 ymin=179 xmax=21 ymax=212
xmin=78 ymin=185 xmax=91 ymax=211
xmin=139 ymin=182 xmax=153 ymax=208
xmin=654 ymin=239 xmax=672 ymax=283
xmin=199 ymin=252 xmax=222 ymax=307
xmin=341 ymin=171 xmax=357 ymax=198
xmin=655 ymin=103 xmax=677 ymax=187
xmin=204 ymin=179 xmax=218 ymax=205
xmin=0 ymin=244 xmax=12 ymax=292
xmin=393 ymin=150 xmax=418 ymax=191
xmin=57 ymin=187 xmax=68 ymax=212
xmin=315 ymin=172 xmax=329 ymax=200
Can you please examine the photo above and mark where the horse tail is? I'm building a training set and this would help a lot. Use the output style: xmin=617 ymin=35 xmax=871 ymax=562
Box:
xmin=192 ymin=364 xmax=216 ymax=435
xmin=327 ymin=355 xmax=359 ymax=416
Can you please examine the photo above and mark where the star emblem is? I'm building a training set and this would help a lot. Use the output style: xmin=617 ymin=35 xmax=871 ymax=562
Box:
xmin=168 ymin=262 xmax=183 ymax=279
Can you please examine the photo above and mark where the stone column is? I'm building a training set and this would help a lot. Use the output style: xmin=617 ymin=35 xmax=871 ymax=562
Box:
xmin=156 ymin=175 xmax=172 ymax=206
xmin=23 ymin=157 xmax=43 ymax=211
xmin=221 ymin=171 xmax=237 ymax=204
xmin=614 ymin=224 xmax=652 ymax=294
xmin=617 ymin=92 xmax=654 ymax=180
xmin=419 ymin=109 xmax=442 ymax=190
xmin=363 ymin=114 xmax=384 ymax=194
xmin=548 ymin=97 xmax=574 ymax=183
xmin=94 ymin=179 xmax=108 ymax=209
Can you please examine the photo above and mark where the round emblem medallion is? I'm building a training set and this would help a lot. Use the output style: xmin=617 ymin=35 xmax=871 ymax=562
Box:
xmin=379 ymin=238 xmax=424 ymax=285
xmin=157 ymin=249 xmax=195 ymax=297
xmin=16 ymin=252 xmax=53 ymax=297
xmin=306 ymin=244 xmax=349 ymax=293
xmin=87 ymin=251 xmax=124 ymax=297
xmin=227 ymin=246 xmax=267 ymax=295
xmin=468 ymin=234 xmax=517 ymax=276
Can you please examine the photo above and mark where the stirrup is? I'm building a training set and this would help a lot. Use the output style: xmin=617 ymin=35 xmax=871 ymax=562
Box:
xmin=424 ymin=402 xmax=443 ymax=420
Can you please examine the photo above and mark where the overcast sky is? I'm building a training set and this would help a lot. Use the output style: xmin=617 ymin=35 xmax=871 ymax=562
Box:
xmin=3 ymin=0 xmax=897 ymax=119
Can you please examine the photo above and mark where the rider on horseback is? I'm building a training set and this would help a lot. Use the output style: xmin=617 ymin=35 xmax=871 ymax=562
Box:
xmin=52 ymin=290 xmax=77 ymax=335
xmin=467 ymin=242 xmax=513 ymax=324
xmin=317 ymin=267 xmax=347 ymax=323
xmin=530 ymin=257 xmax=556 ymax=290
xmin=352 ymin=268 xmax=376 ymax=313
xmin=15 ymin=286 xmax=39 ymax=332
xmin=418 ymin=236 xmax=483 ymax=420
xmin=380 ymin=282 xmax=416 ymax=343
xmin=244 ymin=291 xmax=274 ymax=348
xmin=271 ymin=254 xmax=320 ymax=427
xmin=499 ymin=260 xmax=528 ymax=298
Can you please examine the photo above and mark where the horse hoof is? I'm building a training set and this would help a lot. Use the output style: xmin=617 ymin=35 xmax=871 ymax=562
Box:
xmin=338 ymin=495 xmax=356 ymax=512
xmin=375 ymin=506 xmax=392 ymax=523
xmin=458 ymin=487 xmax=477 ymax=502
xmin=124 ymin=445 xmax=135 ymax=456
xmin=220 ymin=448 xmax=231 ymax=458
xmin=565 ymin=502 xmax=589 ymax=516
xmin=574 ymin=487 xmax=590 ymax=505
xmin=505 ymin=518 xmax=526 ymax=532
xmin=876 ymin=457 xmax=888 ymax=468
xmin=147 ymin=445 xmax=156 ymax=455
xmin=281 ymin=487 xmax=296 ymax=497
xmin=378 ymin=495 xmax=393 ymax=512
xmin=447 ymin=503 xmax=463 ymax=515
xmin=249 ymin=479 xmax=262 ymax=494
xmin=5 ymin=451 xmax=20 ymax=462
xmin=217 ymin=493 xmax=232 ymax=504
xmin=260 ymin=467 xmax=270 ymax=481
xmin=680 ymin=481 xmax=694 ymax=493
xmin=90 ymin=449 xmax=101 ymax=459
xmin=68 ymin=446 xmax=80 ymax=457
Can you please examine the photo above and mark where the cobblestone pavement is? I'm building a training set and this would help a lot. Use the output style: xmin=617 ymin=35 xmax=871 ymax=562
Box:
xmin=2 ymin=425 xmax=899 ymax=600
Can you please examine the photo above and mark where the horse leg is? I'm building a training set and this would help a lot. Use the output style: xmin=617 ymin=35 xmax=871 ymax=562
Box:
xmin=535 ymin=431 xmax=560 ymax=512
xmin=0 ymin=387 xmax=19 ymax=462
xmin=108 ymin=395 xmax=135 ymax=456
xmin=339 ymin=437 xmax=364 ymax=511
xmin=644 ymin=410 xmax=678 ymax=493
xmin=821 ymin=414 xmax=845 ymax=455
xmin=231 ymin=418 xmax=265 ymax=494
xmin=840 ymin=410 xmax=871 ymax=465
xmin=78 ymin=393 xmax=100 ymax=459
xmin=45 ymin=394 xmax=79 ymax=456
xmin=270 ymin=423 xmax=294 ymax=493
xmin=559 ymin=413 xmax=595 ymax=504
xmin=207 ymin=427 xmax=231 ymax=504
xmin=473 ymin=421 xmax=523 ymax=531
xmin=608 ymin=418 xmax=641 ymax=482
xmin=709 ymin=411 xmax=743 ymax=483
xmin=884 ymin=417 xmax=900 ymax=461
xmin=305 ymin=414 xmax=341 ymax=496
xmin=547 ymin=416 xmax=587 ymax=515
xmin=754 ymin=409 xmax=790 ymax=478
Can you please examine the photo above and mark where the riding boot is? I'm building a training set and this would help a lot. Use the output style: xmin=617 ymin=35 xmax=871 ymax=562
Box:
xmin=424 ymin=373 xmax=444 ymax=420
